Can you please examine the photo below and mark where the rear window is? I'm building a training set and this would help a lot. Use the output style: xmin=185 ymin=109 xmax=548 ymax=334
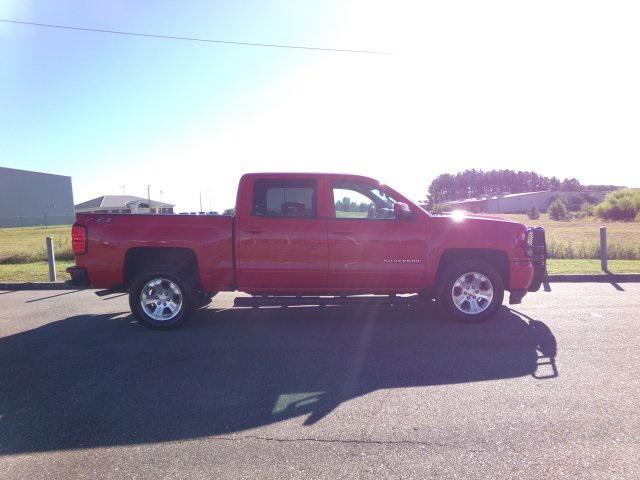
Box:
xmin=252 ymin=179 xmax=317 ymax=218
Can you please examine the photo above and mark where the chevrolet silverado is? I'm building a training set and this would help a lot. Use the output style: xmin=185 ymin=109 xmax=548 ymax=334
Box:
xmin=67 ymin=173 xmax=546 ymax=329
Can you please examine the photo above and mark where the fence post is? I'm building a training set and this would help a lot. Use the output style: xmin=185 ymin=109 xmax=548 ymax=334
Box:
xmin=46 ymin=236 xmax=57 ymax=282
xmin=600 ymin=226 xmax=608 ymax=272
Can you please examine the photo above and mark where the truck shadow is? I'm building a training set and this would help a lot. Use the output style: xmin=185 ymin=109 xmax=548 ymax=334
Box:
xmin=0 ymin=302 xmax=557 ymax=455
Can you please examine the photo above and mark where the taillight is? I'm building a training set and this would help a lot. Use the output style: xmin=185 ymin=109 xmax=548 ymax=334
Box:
xmin=525 ymin=229 xmax=534 ymax=257
xmin=525 ymin=227 xmax=546 ymax=261
xmin=72 ymin=224 xmax=87 ymax=255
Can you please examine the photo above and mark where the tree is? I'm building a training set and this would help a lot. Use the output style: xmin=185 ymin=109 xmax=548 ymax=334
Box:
xmin=595 ymin=189 xmax=640 ymax=221
xmin=527 ymin=205 xmax=540 ymax=220
xmin=567 ymin=195 xmax=586 ymax=212
xmin=427 ymin=169 xmax=585 ymax=206
xmin=222 ymin=208 xmax=235 ymax=216
xmin=561 ymin=178 xmax=583 ymax=192
xmin=548 ymin=198 xmax=568 ymax=220
xmin=580 ymin=202 xmax=595 ymax=217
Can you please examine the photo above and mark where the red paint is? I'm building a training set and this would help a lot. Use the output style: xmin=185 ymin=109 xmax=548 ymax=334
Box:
xmin=73 ymin=173 xmax=537 ymax=295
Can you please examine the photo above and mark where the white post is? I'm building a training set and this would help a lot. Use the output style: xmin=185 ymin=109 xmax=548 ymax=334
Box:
xmin=46 ymin=236 xmax=57 ymax=282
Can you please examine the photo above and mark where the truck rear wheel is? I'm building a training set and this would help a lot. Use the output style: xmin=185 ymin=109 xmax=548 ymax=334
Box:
xmin=436 ymin=259 xmax=504 ymax=322
xmin=129 ymin=269 xmax=194 ymax=329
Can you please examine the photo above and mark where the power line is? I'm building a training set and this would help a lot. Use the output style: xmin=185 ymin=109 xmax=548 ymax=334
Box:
xmin=0 ymin=19 xmax=391 ymax=55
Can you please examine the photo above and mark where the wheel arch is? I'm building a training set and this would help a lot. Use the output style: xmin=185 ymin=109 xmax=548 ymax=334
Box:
xmin=124 ymin=247 xmax=202 ymax=291
xmin=435 ymin=248 xmax=510 ymax=289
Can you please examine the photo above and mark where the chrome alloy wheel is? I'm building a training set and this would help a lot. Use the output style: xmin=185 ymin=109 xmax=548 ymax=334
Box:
xmin=451 ymin=272 xmax=494 ymax=315
xmin=140 ymin=278 xmax=183 ymax=321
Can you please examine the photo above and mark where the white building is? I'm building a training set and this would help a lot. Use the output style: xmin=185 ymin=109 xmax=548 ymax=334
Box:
xmin=74 ymin=195 xmax=174 ymax=214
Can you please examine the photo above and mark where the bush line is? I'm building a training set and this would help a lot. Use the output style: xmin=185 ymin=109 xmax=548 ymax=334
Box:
xmin=546 ymin=239 xmax=640 ymax=260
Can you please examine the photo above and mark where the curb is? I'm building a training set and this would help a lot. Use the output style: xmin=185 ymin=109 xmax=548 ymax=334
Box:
xmin=0 ymin=282 xmax=87 ymax=291
xmin=547 ymin=274 xmax=640 ymax=283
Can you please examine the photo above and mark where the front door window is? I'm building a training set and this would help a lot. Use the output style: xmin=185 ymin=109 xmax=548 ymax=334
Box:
xmin=332 ymin=181 xmax=398 ymax=220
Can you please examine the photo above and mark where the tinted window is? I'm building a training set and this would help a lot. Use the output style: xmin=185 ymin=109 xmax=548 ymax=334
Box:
xmin=253 ymin=179 xmax=317 ymax=218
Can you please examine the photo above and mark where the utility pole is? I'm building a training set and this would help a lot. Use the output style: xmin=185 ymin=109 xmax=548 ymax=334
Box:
xmin=147 ymin=185 xmax=151 ymax=213
xmin=159 ymin=190 xmax=164 ymax=215
xmin=199 ymin=191 xmax=203 ymax=213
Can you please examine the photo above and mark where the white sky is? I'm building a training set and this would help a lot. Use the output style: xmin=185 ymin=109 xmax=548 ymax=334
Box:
xmin=142 ymin=1 xmax=640 ymax=211
xmin=7 ymin=1 xmax=640 ymax=211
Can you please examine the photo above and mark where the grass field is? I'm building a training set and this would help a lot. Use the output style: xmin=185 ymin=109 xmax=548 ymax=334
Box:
xmin=0 ymin=260 xmax=75 ymax=282
xmin=546 ymin=259 xmax=640 ymax=274
xmin=0 ymin=225 xmax=73 ymax=264
xmin=497 ymin=213 xmax=640 ymax=259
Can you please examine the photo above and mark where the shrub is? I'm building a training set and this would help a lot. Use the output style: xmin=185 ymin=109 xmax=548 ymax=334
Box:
xmin=526 ymin=205 xmax=540 ymax=220
xmin=546 ymin=240 xmax=640 ymax=260
xmin=548 ymin=199 xmax=568 ymax=220
xmin=580 ymin=202 xmax=595 ymax=217
xmin=568 ymin=195 xmax=586 ymax=212
xmin=595 ymin=189 xmax=640 ymax=221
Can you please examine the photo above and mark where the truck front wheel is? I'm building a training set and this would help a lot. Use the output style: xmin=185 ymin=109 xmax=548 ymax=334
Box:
xmin=436 ymin=259 xmax=504 ymax=322
xmin=129 ymin=269 xmax=194 ymax=329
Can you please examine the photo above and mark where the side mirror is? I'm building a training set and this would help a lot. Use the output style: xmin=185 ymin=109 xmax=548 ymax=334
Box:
xmin=394 ymin=202 xmax=413 ymax=220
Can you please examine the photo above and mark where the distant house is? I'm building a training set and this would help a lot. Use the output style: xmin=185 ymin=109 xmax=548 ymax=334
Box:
xmin=74 ymin=195 xmax=174 ymax=214
xmin=437 ymin=190 xmax=605 ymax=214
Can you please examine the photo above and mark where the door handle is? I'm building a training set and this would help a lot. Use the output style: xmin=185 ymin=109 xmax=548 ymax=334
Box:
xmin=243 ymin=229 xmax=265 ymax=234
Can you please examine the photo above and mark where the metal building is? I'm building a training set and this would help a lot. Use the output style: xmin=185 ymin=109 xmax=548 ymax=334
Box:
xmin=438 ymin=190 xmax=605 ymax=214
xmin=0 ymin=166 xmax=75 ymax=227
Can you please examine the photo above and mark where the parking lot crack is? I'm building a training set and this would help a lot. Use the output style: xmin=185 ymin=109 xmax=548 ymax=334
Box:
xmin=211 ymin=434 xmax=462 ymax=450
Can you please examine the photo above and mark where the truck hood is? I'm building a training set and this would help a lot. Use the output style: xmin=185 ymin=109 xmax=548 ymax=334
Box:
xmin=428 ymin=212 xmax=527 ymax=234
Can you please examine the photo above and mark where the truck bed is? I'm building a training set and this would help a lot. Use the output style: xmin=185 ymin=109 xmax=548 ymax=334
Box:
xmin=74 ymin=213 xmax=235 ymax=292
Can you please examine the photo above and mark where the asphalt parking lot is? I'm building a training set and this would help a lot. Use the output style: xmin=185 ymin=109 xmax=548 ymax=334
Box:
xmin=1 ymin=284 xmax=639 ymax=479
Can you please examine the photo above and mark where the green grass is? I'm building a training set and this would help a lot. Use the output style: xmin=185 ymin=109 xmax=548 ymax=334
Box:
xmin=546 ymin=259 xmax=640 ymax=274
xmin=0 ymin=260 xmax=75 ymax=282
xmin=0 ymin=225 xmax=73 ymax=264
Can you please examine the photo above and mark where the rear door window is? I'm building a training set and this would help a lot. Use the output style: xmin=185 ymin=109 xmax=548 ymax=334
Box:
xmin=252 ymin=179 xmax=317 ymax=218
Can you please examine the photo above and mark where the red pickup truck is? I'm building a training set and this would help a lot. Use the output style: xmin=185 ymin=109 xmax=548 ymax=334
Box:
xmin=67 ymin=173 xmax=546 ymax=329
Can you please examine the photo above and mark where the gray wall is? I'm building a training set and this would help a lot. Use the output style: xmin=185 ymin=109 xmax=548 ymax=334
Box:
xmin=486 ymin=192 xmax=559 ymax=213
xmin=0 ymin=167 xmax=75 ymax=227
xmin=486 ymin=191 xmax=606 ymax=214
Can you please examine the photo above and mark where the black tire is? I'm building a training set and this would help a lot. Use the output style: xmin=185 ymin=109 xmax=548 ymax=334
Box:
xmin=129 ymin=268 xmax=195 ymax=329
xmin=436 ymin=259 xmax=504 ymax=323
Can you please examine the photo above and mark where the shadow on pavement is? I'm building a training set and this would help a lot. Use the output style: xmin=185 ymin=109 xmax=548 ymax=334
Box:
xmin=0 ymin=302 xmax=557 ymax=454
xmin=25 ymin=289 xmax=84 ymax=303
